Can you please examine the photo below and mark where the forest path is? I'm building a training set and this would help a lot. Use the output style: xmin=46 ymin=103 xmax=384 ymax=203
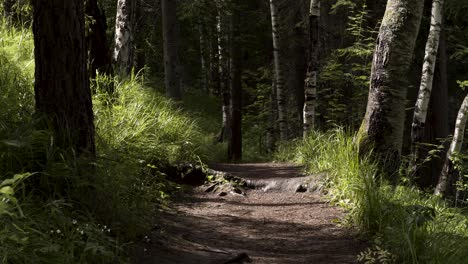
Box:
xmin=133 ymin=163 xmax=364 ymax=264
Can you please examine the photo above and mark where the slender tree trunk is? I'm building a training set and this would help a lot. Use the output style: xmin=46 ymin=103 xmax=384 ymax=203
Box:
xmin=357 ymin=0 xmax=425 ymax=175
xmin=303 ymin=0 xmax=320 ymax=138
xmin=114 ymin=0 xmax=135 ymax=76
xmin=86 ymin=0 xmax=112 ymax=78
xmin=266 ymin=77 xmax=278 ymax=152
xmin=32 ymin=0 xmax=95 ymax=156
xmin=3 ymin=0 xmax=14 ymax=24
xmin=435 ymin=94 xmax=468 ymax=197
xmin=217 ymin=1 xmax=231 ymax=143
xmin=198 ymin=17 xmax=209 ymax=92
xmin=161 ymin=0 xmax=182 ymax=100
xmin=227 ymin=0 xmax=242 ymax=162
xmin=410 ymin=0 xmax=445 ymax=179
xmin=269 ymin=0 xmax=287 ymax=141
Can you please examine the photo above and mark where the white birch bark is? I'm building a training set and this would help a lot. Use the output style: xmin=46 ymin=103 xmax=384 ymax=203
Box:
xmin=113 ymin=0 xmax=135 ymax=76
xmin=410 ymin=0 xmax=445 ymax=175
xmin=303 ymin=0 xmax=320 ymax=138
xmin=435 ymin=94 xmax=468 ymax=196
xmin=269 ymin=0 xmax=287 ymax=141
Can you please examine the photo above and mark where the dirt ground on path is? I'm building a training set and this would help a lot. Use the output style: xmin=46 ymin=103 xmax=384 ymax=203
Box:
xmin=133 ymin=163 xmax=364 ymax=264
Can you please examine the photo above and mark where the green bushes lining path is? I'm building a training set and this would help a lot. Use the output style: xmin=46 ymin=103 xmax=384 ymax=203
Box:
xmin=275 ymin=128 xmax=468 ymax=263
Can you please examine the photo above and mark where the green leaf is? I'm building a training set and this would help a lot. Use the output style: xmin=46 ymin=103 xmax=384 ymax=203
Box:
xmin=0 ymin=186 xmax=13 ymax=195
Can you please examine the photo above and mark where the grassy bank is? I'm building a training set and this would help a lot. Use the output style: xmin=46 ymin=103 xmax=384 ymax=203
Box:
xmin=275 ymin=129 xmax=468 ymax=263
xmin=0 ymin=23 xmax=222 ymax=263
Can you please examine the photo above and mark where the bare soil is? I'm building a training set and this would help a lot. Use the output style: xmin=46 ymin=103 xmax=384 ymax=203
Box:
xmin=133 ymin=163 xmax=364 ymax=264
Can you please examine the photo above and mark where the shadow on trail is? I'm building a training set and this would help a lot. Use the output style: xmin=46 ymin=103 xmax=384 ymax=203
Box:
xmin=133 ymin=163 xmax=363 ymax=264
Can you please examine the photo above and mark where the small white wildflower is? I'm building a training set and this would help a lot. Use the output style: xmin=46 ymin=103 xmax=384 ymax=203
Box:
xmin=143 ymin=248 xmax=148 ymax=252
xmin=72 ymin=219 xmax=77 ymax=225
xmin=50 ymin=230 xmax=54 ymax=234
xmin=56 ymin=229 xmax=61 ymax=234
xmin=107 ymin=228 xmax=111 ymax=233
xmin=80 ymin=230 xmax=84 ymax=235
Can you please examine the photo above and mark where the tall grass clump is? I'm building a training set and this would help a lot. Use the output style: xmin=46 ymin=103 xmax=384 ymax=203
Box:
xmin=275 ymin=128 xmax=468 ymax=263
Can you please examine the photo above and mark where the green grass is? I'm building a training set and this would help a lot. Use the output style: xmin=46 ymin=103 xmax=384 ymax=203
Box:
xmin=0 ymin=22 xmax=224 ymax=263
xmin=275 ymin=128 xmax=468 ymax=264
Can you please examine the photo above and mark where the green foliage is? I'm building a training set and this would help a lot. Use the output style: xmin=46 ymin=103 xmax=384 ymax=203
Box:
xmin=318 ymin=3 xmax=378 ymax=128
xmin=276 ymin=129 xmax=468 ymax=263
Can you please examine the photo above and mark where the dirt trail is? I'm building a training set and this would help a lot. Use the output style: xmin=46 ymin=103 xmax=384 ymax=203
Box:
xmin=133 ymin=163 xmax=364 ymax=264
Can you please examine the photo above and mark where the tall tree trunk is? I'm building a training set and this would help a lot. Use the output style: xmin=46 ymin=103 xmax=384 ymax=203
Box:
xmin=410 ymin=0 xmax=445 ymax=179
xmin=3 ymin=0 xmax=14 ymax=24
xmin=228 ymin=0 xmax=242 ymax=162
xmin=161 ymin=0 xmax=182 ymax=100
xmin=32 ymin=0 xmax=95 ymax=156
xmin=216 ymin=1 xmax=231 ymax=143
xmin=86 ymin=0 xmax=112 ymax=78
xmin=266 ymin=77 xmax=278 ymax=152
xmin=303 ymin=0 xmax=320 ymax=138
xmin=429 ymin=26 xmax=449 ymax=184
xmin=114 ymin=0 xmax=135 ymax=76
xmin=435 ymin=94 xmax=468 ymax=197
xmin=269 ymin=0 xmax=287 ymax=141
xmin=198 ymin=17 xmax=209 ymax=92
xmin=357 ymin=0 xmax=425 ymax=175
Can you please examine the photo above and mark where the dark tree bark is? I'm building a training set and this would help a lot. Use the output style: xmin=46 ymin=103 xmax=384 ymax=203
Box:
xmin=161 ymin=0 xmax=182 ymax=100
xmin=228 ymin=0 xmax=242 ymax=162
xmin=86 ymin=0 xmax=112 ymax=78
xmin=32 ymin=0 xmax=95 ymax=156
xmin=357 ymin=0 xmax=425 ymax=176
xmin=3 ymin=0 xmax=14 ymax=24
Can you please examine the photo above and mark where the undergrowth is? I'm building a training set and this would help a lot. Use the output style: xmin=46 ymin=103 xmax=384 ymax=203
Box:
xmin=275 ymin=128 xmax=468 ymax=264
xmin=0 ymin=22 xmax=222 ymax=263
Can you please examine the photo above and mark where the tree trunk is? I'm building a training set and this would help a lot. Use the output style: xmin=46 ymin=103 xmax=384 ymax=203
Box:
xmin=114 ymin=0 xmax=135 ymax=77
xmin=228 ymin=0 xmax=242 ymax=162
xmin=266 ymin=77 xmax=277 ymax=152
xmin=216 ymin=1 xmax=231 ymax=143
xmin=32 ymin=0 xmax=95 ymax=156
xmin=198 ymin=17 xmax=209 ymax=93
xmin=357 ymin=0 xmax=425 ymax=175
xmin=3 ymin=0 xmax=14 ymax=24
xmin=434 ymin=94 xmax=468 ymax=197
xmin=161 ymin=0 xmax=182 ymax=100
xmin=303 ymin=0 xmax=320 ymax=138
xmin=86 ymin=0 xmax=112 ymax=78
xmin=410 ymin=0 xmax=445 ymax=179
xmin=269 ymin=0 xmax=287 ymax=141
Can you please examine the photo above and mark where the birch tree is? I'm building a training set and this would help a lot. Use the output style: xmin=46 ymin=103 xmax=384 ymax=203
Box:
xmin=303 ymin=0 xmax=320 ymax=138
xmin=357 ymin=0 xmax=425 ymax=174
xmin=410 ymin=0 xmax=445 ymax=177
xmin=216 ymin=0 xmax=231 ymax=143
xmin=269 ymin=0 xmax=287 ymax=141
xmin=162 ymin=0 xmax=182 ymax=100
xmin=435 ymin=93 xmax=468 ymax=197
xmin=114 ymin=0 xmax=135 ymax=76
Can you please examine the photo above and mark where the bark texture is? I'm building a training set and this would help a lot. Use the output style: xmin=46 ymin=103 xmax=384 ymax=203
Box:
xmin=86 ymin=0 xmax=112 ymax=78
xmin=227 ymin=0 xmax=242 ymax=162
xmin=435 ymin=94 xmax=468 ymax=197
xmin=161 ymin=0 xmax=182 ymax=100
xmin=303 ymin=0 xmax=320 ymax=138
xmin=32 ymin=0 xmax=95 ymax=155
xmin=269 ymin=0 xmax=287 ymax=141
xmin=3 ymin=0 xmax=14 ymax=24
xmin=357 ymin=0 xmax=424 ymax=174
xmin=410 ymin=0 xmax=445 ymax=178
xmin=114 ymin=0 xmax=135 ymax=76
